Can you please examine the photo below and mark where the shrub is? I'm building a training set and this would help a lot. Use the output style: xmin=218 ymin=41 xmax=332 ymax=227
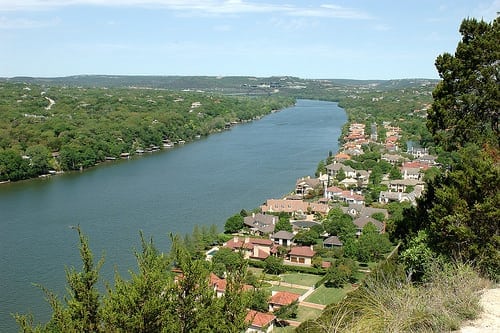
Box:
xmin=298 ymin=260 xmax=488 ymax=332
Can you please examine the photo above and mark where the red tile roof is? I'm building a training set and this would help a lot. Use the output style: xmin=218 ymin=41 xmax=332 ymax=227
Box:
xmin=209 ymin=273 xmax=227 ymax=293
xmin=288 ymin=246 xmax=315 ymax=257
xmin=245 ymin=310 xmax=276 ymax=328
xmin=269 ymin=291 xmax=300 ymax=306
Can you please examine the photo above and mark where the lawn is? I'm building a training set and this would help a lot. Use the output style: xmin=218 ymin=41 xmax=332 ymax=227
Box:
xmin=273 ymin=326 xmax=296 ymax=333
xmin=296 ymin=305 xmax=323 ymax=322
xmin=264 ymin=284 xmax=308 ymax=296
xmin=280 ymin=272 xmax=323 ymax=287
xmin=305 ymin=284 xmax=355 ymax=305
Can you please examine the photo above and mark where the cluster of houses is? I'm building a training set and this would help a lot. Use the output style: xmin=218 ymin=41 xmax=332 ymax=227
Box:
xmin=207 ymin=119 xmax=439 ymax=332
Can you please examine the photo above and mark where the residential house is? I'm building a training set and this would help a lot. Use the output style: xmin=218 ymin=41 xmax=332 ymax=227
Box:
xmin=245 ymin=310 xmax=276 ymax=333
xmin=353 ymin=216 xmax=385 ymax=236
xmin=295 ymin=176 xmax=322 ymax=197
xmin=326 ymin=163 xmax=356 ymax=179
xmin=268 ymin=291 xmax=301 ymax=312
xmin=270 ymin=230 xmax=295 ymax=247
xmin=408 ymin=147 xmax=428 ymax=158
xmin=323 ymin=235 xmax=343 ymax=248
xmin=324 ymin=185 xmax=343 ymax=200
xmin=355 ymin=170 xmax=370 ymax=187
xmin=383 ymin=179 xmax=424 ymax=193
xmin=261 ymin=199 xmax=330 ymax=216
xmin=339 ymin=178 xmax=358 ymax=189
xmin=418 ymin=154 xmax=437 ymax=165
xmin=291 ymin=220 xmax=320 ymax=232
xmin=287 ymin=246 xmax=316 ymax=266
xmin=334 ymin=152 xmax=351 ymax=162
xmin=338 ymin=190 xmax=365 ymax=205
xmin=381 ymin=153 xmax=406 ymax=165
xmin=342 ymin=204 xmax=388 ymax=220
xmin=244 ymin=213 xmax=277 ymax=235
xmin=343 ymin=148 xmax=363 ymax=156
xmin=401 ymin=167 xmax=422 ymax=180
xmin=224 ymin=236 xmax=275 ymax=260
xmin=379 ymin=184 xmax=424 ymax=205
xmin=209 ymin=273 xmax=254 ymax=298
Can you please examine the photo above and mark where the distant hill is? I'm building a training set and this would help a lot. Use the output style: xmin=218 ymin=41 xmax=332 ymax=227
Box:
xmin=1 ymin=75 xmax=438 ymax=94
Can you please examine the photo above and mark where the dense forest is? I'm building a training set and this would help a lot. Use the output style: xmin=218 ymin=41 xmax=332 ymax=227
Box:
xmin=0 ymin=84 xmax=293 ymax=181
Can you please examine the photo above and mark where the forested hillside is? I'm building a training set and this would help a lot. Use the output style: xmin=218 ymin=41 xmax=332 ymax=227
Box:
xmin=0 ymin=83 xmax=293 ymax=181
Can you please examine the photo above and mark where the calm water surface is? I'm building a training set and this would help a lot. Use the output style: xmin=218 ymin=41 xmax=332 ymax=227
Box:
xmin=0 ymin=99 xmax=346 ymax=331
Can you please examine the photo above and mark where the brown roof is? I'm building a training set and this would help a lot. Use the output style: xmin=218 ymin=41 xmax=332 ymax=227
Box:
xmin=322 ymin=261 xmax=332 ymax=268
xmin=288 ymin=246 xmax=315 ymax=257
xmin=269 ymin=291 xmax=300 ymax=306
xmin=353 ymin=216 xmax=385 ymax=232
xmin=209 ymin=273 xmax=227 ymax=293
xmin=225 ymin=237 xmax=273 ymax=250
xmin=245 ymin=310 xmax=276 ymax=328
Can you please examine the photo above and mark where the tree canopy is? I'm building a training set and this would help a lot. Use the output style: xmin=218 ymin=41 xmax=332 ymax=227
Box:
xmin=428 ymin=17 xmax=499 ymax=150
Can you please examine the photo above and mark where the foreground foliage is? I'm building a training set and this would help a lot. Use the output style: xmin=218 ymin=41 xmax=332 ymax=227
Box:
xmin=15 ymin=228 xmax=250 ymax=332
xmin=297 ymin=260 xmax=487 ymax=333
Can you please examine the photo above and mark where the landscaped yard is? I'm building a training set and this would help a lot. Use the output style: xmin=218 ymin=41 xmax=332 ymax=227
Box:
xmin=273 ymin=326 xmax=296 ymax=333
xmin=280 ymin=272 xmax=323 ymax=287
xmin=264 ymin=284 xmax=308 ymax=296
xmin=296 ymin=305 xmax=323 ymax=322
xmin=305 ymin=284 xmax=355 ymax=305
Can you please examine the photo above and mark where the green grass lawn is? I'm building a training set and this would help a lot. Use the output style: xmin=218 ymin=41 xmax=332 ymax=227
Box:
xmin=296 ymin=305 xmax=323 ymax=322
xmin=273 ymin=326 xmax=296 ymax=333
xmin=264 ymin=284 xmax=308 ymax=296
xmin=305 ymin=284 xmax=355 ymax=305
xmin=280 ymin=272 xmax=323 ymax=287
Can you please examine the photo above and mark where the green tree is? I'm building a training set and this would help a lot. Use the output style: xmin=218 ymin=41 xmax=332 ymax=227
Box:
xmin=211 ymin=247 xmax=245 ymax=272
xmin=0 ymin=149 xmax=31 ymax=181
xmin=263 ymin=256 xmax=286 ymax=275
xmin=335 ymin=168 xmax=346 ymax=182
xmin=15 ymin=226 xmax=104 ymax=333
xmin=388 ymin=166 xmax=402 ymax=180
xmin=357 ymin=223 xmax=392 ymax=262
xmin=410 ymin=146 xmax=499 ymax=279
xmin=293 ymin=229 xmax=319 ymax=246
xmin=323 ymin=208 xmax=356 ymax=241
xmin=399 ymin=230 xmax=436 ymax=282
xmin=101 ymin=233 xmax=172 ymax=332
xmin=224 ymin=214 xmax=244 ymax=233
xmin=26 ymin=144 xmax=50 ymax=176
xmin=274 ymin=215 xmax=292 ymax=232
xmin=245 ymin=289 xmax=271 ymax=312
xmin=324 ymin=258 xmax=358 ymax=288
xmin=274 ymin=301 xmax=298 ymax=320
xmin=315 ymin=160 xmax=326 ymax=177
xmin=428 ymin=17 xmax=499 ymax=150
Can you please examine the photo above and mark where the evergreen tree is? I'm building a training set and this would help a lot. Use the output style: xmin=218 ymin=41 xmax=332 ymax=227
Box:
xmin=101 ymin=233 xmax=172 ymax=332
xmin=428 ymin=17 xmax=499 ymax=150
xmin=15 ymin=226 xmax=103 ymax=333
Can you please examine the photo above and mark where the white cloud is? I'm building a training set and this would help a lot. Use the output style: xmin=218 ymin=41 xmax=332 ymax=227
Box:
xmin=269 ymin=17 xmax=319 ymax=31
xmin=0 ymin=16 xmax=60 ymax=29
xmin=0 ymin=0 xmax=372 ymax=20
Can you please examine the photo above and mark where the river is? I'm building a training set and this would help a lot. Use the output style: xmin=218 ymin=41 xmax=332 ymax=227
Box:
xmin=0 ymin=99 xmax=346 ymax=331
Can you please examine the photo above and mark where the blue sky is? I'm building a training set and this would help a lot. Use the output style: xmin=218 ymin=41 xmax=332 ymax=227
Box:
xmin=1 ymin=0 xmax=498 ymax=79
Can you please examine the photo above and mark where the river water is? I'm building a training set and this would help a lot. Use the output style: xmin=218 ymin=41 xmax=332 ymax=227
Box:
xmin=0 ymin=99 xmax=346 ymax=331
